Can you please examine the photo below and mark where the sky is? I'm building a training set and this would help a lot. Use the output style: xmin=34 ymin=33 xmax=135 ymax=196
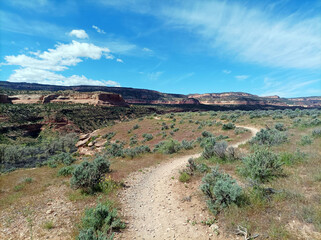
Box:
xmin=0 ymin=0 xmax=321 ymax=97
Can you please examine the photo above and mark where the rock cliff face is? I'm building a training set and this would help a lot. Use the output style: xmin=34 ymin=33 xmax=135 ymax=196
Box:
xmin=6 ymin=92 xmax=129 ymax=107
xmin=187 ymin=92 xmax=308 ymax=107
xmin=1 ymin=82 xmax=320 ymax=108
xmin=0 ymin=94 xmax=13 ymax=104
xmin=126 ymin=97 xmax=199 ymax=105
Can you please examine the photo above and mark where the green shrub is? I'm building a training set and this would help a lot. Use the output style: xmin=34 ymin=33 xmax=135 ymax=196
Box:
xmin=123 ymin=145 xmax=150 ymax=159
xmin=153 ymin=139 xmax=181 ymax=154
xmin=70 ymin=156 xmax=110 ymax=193
xmin=312 ymin=128 xmax=321 ymax=138
xmin=142 ymin=133 xmax=153 ymax=142
xmin=103 ymin=132 xmax=116 ymax=140
xmin=105 ymin=143 xmax=124 ymax=158
xmin=132 ymin=124 xmax=140 ymax=130
xmin=129 ymin=135 xmax=138 ymax=146
xmin=222 ymin=122 xmax=235 ymax=130
xmin=77 ymin=202 xmax=125 ymax=240
xmin=202 ymin=141 xmax=216 ymax=159
xmin=234 ymin=127 xmax=248 ymax=135
xmin=48 ymin=152 xmax=76 ymax=166
xmin=181 ymin=140 xmax=195 ymax=150
xmin=213 ymin=141 xmax=228 ymax=159
xmin=24 ymin=177 xmax=33 ymax=183
xmin=250 ymin=129 xmax=287 ymax=146
xmin=201 ymin=167 xmax=242 ymax=214
xmin=220 ymin=114 xmax=228 ymax=120
xmin=179 ymin=172 xmax=191 ymax=183
xmin=300 ymin=135 xmax=313 ymax=146
xmin=275 ymin=123 xmax=286 ymax=131
xmin=202 ymin=131 xmax=214 ymax=138
xmin=58 ymin=165 xmax=75 ymax=176
xmin=239 ymin=148 xmax=283 ymax=183
xmin=279 ymin=150 xmax=305 ymax=166
xmin=196 ymin=163 xmax=210 ymax=173
xmin=43 ymin=221 xmax=54 ymax=230
xmin=14 ymin=184 xmax=24 ymax=192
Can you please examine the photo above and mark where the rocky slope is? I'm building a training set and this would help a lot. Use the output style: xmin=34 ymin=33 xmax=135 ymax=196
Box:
xmin=188 ymin=92 xmax=321 ymax=108
xmin=0 ymin=82 xmax=199 ymax=105
xmin=2 ymin=92 xmax=129 ymax=106
xmin=1 ymin=81 xmax=320 ymax=108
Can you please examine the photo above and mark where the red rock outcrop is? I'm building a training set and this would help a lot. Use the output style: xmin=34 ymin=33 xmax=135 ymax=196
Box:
xmin=7 ymin=92 xmax=129 ymax=107
xmin=126 ymin=97 xmax=200 ymax=105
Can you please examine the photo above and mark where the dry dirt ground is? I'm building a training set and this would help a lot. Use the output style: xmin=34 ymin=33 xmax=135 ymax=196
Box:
xmin=117 ymin=126 xmax=259 ymax=240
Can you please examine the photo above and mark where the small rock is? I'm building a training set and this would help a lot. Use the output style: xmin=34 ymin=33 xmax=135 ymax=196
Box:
xmin=46 ymin=209 xmax=54 ymax=214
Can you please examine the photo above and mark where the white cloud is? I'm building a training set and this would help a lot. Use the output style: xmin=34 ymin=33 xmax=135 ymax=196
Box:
xmin=69 ymin=29 xmax=89 ymax=39
xmin=261 ymin=79 xmax=320 ymax=97
xmin=162 ymin=1 xmax=321 ymax=69
xmin=3 ymin=40 xmax=120 ymax=86
xmin=92 ymin=25 xmax=106 ymax=34
xmin=5 ymin=40 xmax=110 ymax=71
xmin=223 ymin=70 xmax=231 ymax=74
xmin=235 ymin=75 xmax=249 ymax=80
xmin=7 ymin=68 xmax=120 ymax=86
xmin=116 ymin=58 xmax=124 ymax=63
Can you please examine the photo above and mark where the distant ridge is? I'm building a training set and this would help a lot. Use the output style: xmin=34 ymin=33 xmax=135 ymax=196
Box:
xmin=0 ymin=81 xmax=320 ymax=108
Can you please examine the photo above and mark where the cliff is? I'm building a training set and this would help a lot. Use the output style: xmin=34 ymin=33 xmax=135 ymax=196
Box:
xmin=1 ymin=82 xmax=320 ymax=108
xmin=4 ymin=92 xmax=129 ymax=107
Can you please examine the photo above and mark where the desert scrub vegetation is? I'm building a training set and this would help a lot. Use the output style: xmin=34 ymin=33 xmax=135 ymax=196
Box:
xmin=222 ymin=122 xmax=235 ymax=130
xmin=201 ymin=167 xmax=242 ymax=214
xmin=70 ymin=156 xmax=111 ymax=193
xmin=300 ymin=135 xmax=313 ymax=146
xmin=142 ymin=133 xmax=153 ymax=142
xmin=249 ymin=128 xmax=287 ymax=146
xmin=239 ymin=147 xmax=283 ymax=183
xmin=312 ymin=127 xmax=321 ymax=137
xmin=0 ymin=132 xmax=78 ymax=172
xmin=123 ymin=145 xmax=151 ymax=159
xmin=103 ymin=132 xmax=116 ymax=140
xmin=77 ymin=201 xmax=125 ymax=240
xmin=179 ymin=171 xmax=191 ymax=183
xmin=45 ymin=152 xmax=76 ymax=168
xmin=58 ymin=165 xmax=75 ymax=176
xmin=153 ymin=139 xmax=182 ymax=154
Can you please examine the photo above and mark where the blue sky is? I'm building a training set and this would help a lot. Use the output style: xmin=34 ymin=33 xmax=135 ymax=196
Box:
xmin=0 ymin=0 xmax=320 ymax=97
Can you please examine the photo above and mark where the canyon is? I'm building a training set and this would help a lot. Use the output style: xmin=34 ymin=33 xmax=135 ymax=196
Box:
xmin=1 ymin=81 xmax=321 ymax=108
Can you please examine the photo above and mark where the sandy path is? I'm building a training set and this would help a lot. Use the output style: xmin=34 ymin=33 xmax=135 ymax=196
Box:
xmin=118 ymin=126 xmax=259 ymax=240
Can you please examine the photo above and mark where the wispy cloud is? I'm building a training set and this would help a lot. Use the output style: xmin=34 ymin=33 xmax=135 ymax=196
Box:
xmin=95 ymin=1 xmax=321 ymax=69
xmin=116 ymin=58 xmax=124 ymax=63
xmin=0 ymin=10 xmax=67 ymax=39
xmin=96 ymin=0 xmax=152 ymax=14
xmin=147 ymin=71 xmax=163 ymax=81
xmin=143 ymin=47 xmax=153 ymax=52
xmin=92 ymin=25 xmax=106 ymax=34
xmin=161 ymin=1 xmax=321 ymax=69
xmin=235 ymin=75 xmax=249 ymax=80
xmin=4 ymin=0 xmax=78 ymax=15
xmin=261 ymin=76 xmax=320 ymax=97
xmin=3 ymin=40 xmax=120 ymax=86
xmin=223 ymin=70 xmax=231 ymax=74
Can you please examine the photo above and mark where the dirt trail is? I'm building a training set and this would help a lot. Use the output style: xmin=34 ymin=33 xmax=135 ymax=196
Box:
xmin=118 ymin=126 xmax=259 ymax=240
